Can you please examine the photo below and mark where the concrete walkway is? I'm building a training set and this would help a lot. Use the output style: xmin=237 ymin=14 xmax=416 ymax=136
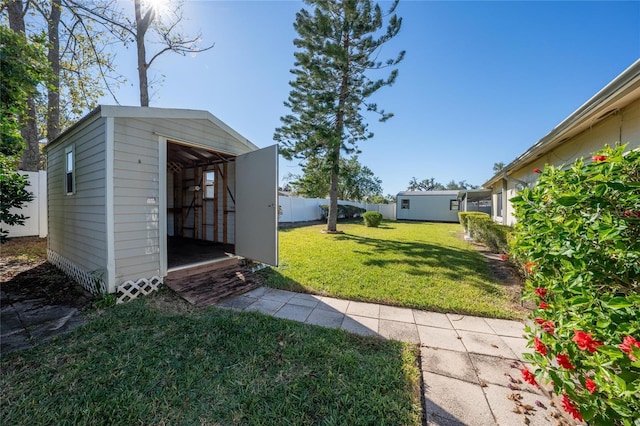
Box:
xmin=218 ymin=287 xmax=563 ymax=426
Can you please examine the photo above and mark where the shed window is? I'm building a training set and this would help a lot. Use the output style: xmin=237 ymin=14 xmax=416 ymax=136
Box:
xmin=204 ymin=170 xmax=215 ymax=199
xmin=401 ymin=199 xmax=410 ymax=209
xmin=65 ymin=145 xmax=74 ymax=195
xmin=450 ymin=200 xmax=459 ymax=211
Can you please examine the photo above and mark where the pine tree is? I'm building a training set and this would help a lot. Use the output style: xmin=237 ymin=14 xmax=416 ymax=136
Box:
xmin=275 ymin=0 xmax=404 ymax=232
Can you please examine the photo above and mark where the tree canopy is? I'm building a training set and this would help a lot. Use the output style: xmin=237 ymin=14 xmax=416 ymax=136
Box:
xmin=0 ymin=26 xmax=50 ymax=157
xmin=275 ymin=0 xmax=404 ymax=232
xmin=287 ymin=156 xmax=383 ymax=201
xmin=407 ymin=177 xmax=477 ymax=191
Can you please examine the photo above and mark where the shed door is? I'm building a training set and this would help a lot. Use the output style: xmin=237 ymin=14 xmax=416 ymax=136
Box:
xmin=235 ymin=144 xmax=278 ymax=266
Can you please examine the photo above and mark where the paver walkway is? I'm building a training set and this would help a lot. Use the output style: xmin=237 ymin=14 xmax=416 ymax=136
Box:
xmin=218 ymin=287 xmax=571 ymax=426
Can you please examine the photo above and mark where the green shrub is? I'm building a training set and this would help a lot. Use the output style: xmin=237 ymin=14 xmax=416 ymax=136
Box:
xmin=320 ymin=204 xmax=366 ymax=220
xmin=363 ymin=211 xmax=383 ymax=227
xmin=458 ymin=211 xmax=489 ymax=232
xmin=510 ymin=144 xmax=640 ymax=425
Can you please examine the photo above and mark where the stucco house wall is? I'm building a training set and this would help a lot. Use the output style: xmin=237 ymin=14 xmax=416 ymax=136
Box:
xmin=484 ymin=60 xmax=640 ymax=225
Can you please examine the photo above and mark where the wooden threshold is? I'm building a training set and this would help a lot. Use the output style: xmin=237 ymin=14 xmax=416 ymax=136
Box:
xmin=165 ymin=262 xmax=263 ymax=307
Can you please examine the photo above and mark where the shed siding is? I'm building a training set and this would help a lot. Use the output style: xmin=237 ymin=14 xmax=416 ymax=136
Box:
xmin=112 ymin=117 xmax=162 ymax=283
xmin=47 ymin=115 xmax=108 ymax=274
xmin=396 ymin=195 xmax=459 ymax=222
xmin=111 ymin=116 xmax=252 ymax=283
xmin=491 ymin=99 xmax=640 ymax=225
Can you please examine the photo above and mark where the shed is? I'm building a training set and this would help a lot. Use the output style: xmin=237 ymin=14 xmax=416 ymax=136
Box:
xmin=395 ymin=190 xmax=461 ymax=222
xmin=46 ymin=105 xmax=278 ymax=302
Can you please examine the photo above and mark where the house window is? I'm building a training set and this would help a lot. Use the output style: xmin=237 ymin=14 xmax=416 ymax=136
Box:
xmin=496 ymin=192 xmax=503 ymax=217
xmin=450 ymin=199 xmax=459 ymax=211
xmin=65 ymin=145 xmax=74 ymax=195
xmin=401 ymin=199 xmax=410 ymax=209
xmin=204 ymin=170 xmax=215 ymax=199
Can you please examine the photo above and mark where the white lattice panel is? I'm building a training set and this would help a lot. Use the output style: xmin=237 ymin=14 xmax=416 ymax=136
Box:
xmin=47 ymin=249 xmax=107 ymax=294
xmin=116 ymin=276 xmax=163 ymax=304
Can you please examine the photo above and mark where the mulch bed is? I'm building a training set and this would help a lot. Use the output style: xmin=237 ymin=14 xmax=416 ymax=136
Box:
xmin=1 ymin=237 xmax=94 ymax=309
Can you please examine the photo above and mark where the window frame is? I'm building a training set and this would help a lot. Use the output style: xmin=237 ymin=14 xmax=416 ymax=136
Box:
xmin=449 ymin=199 xmax=459 ymax=211
xmin=496 ymin=192 xmax=503 ymax=217
xmin=65 ymin=145 xmax=75 ymax=195
xmin=204 ymin=170 xmax=215 ymax=200
xmin=401 ymin=199 xmax=410 ymax=209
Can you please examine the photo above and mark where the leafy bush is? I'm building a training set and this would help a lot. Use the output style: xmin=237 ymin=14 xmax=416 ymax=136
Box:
xmin=363 ymin=211 xmax=383 ymax=227
xmin=510 ymin=144 xmax=640 ymax=425
xmin=462 ymin=212 xmax=511 ymax=254
xmin=458 ymin=211 xmax=489 ymax=232
xmin=320 ymin=204 xmax=366 ymax=220
xmin=0 ymin=156 xmax=34 ymax=243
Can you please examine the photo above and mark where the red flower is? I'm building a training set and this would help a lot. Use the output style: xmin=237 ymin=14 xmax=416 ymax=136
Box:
xmin=534 ymin=287 xmax=547 ymax=298
xmin=533 ymin=337 xmax=547 ymax=356
xmin=534 ymin=317 xmax=545 ymax=325
xmin=541 ymin=320 xmax=555 ymax=335
xmin=592 ymin=155 xmax=607 ymax=162
xmin=572 ymin=330 xmax=603 ymax=353
xmin=556 ymin=354 xmax=574 ymax=369
xmin=525 ymin=262 xmax=536 ymax=273
xmin=500 ymin=253 xmax=509 ymax=261
xmin=521 ymin=368 xmax=538 ymax=388
xmin=533 ymin=167 xmax=542 ymax=173
xmin=619 ymin=335 xmax=640 ymax=361
xmin=623 ymin=210 xmax=640 ymax=218
xmin=585 ymin=378 xmax=597 ymax=394
xmin=562 ymin=394 xmax=583 ymax=421
xmin=539 ymin=302 xmax=549 ymax=309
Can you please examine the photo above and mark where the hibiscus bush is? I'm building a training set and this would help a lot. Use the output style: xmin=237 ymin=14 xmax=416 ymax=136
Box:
xmin=510 ymin=144 xmax=640 ymax=425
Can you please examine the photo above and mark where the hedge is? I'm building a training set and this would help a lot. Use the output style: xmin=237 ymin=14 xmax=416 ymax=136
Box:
xmin=510 ymin=144 xmax=640 ymax=425
xmin=363 ymin=211 xmax=383 ymax=227
xmin=319 ymin=204 xmax=366 ymax=220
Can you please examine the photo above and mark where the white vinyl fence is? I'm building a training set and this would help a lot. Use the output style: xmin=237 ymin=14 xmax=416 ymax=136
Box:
xmin=2 ymin=175 xmax=393 ymax=239
xmin=278 ymin=196 xmax=396 ymax=223
xmin=3 ymin=171 xmax=48 ymax=238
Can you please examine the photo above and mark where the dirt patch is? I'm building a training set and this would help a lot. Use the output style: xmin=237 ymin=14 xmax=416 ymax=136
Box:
xmin=1 ymin=237 xmax=94 ymax=309
xmin=463 ymin=235 xmax=535 ymax=314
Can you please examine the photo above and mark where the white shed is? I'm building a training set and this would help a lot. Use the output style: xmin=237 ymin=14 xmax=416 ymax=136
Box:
xmin=395 ymin=190 xmax=461 ymax=222
xmin=46 ymin=105 xmax=278 ymax=302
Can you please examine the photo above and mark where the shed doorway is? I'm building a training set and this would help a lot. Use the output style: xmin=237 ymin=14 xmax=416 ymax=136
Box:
xmin=166 ymin=141 xmax=238 ymax=270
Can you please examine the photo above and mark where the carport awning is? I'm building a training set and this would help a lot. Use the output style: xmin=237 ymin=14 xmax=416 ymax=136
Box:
xmin=457 ymin=189 xmax=492 ymax=202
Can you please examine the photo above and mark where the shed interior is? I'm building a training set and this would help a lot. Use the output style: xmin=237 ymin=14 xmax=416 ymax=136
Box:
xmin=166 ymin=141 xmax=238 ymax=269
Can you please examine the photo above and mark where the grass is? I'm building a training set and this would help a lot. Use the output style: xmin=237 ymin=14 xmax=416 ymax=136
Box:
xmin=0 ymin=236 xmax=47 ymax=262
xmin=0 ymin=292 xmax=422 ymax=425
xmin=266 ymin=220 xmax=524 ymax=319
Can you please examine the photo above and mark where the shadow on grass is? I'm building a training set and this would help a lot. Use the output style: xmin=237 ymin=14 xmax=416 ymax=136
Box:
xmin=333 ymin=233 xmax=503 ymax=297
xmin=259 ymin=268 xmax=309 ymax=293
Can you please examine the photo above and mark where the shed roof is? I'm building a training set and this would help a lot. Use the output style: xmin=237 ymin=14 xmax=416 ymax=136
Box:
xmin=483 ymin=59 xmax=640 ymax=188
xmin=47 ymin=105 xmax=259 ymax=151
xmin=457 ymin=189 xmax=492 ymax=202
xmin=397 ymin=190 xmax=460 ymax=197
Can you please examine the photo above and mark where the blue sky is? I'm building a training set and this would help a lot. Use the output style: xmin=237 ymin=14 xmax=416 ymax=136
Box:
xmin=101 ymin=0 xmax=640 ymax=195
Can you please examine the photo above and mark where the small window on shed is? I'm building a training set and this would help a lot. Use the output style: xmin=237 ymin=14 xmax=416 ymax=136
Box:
xmin=450 ymin=200 xmax=459 ymax=211
xmin=401 ymin=199 xmax=410 ymax=209
xmin=65 ymin=145 xmax=75 ymax=195
xmin=204 ymin=170 xmax=215 ymax=199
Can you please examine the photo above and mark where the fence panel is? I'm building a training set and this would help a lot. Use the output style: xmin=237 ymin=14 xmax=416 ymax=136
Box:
xmin=3 ymin=171 xmax=48 ymax=238
xmin=278 ymin=196 xmax=396 ymax=222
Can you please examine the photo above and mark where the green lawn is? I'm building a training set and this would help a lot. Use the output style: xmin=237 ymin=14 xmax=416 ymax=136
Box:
xmin=0 ymin=293 xmax=421 ymax=425
xmin=266 ymin=220 xmax=524 ymax=319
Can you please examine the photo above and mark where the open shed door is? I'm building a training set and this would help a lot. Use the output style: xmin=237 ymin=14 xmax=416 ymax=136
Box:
xmin=235 ymin=144 xmax=278 ymax=266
